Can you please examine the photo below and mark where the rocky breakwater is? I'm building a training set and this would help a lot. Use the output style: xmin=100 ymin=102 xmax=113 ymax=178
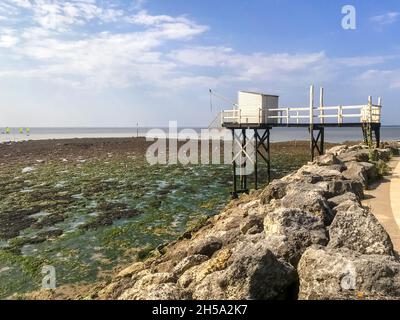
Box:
xmin=98 ymin=142 xmax=400 ymax=300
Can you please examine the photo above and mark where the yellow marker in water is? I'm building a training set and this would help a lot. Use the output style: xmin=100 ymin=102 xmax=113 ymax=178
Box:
xmin=5 ymin=127 xmax=10 ymax=134
xmin=26 ymin=128 xmax=30 ymax=135
xmin=19 ymin=128 xmax=23 ymax=134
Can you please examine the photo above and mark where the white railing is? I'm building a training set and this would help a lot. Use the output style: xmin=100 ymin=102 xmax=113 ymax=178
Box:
xmin=220 ymin=86 xmax=382 ymax=125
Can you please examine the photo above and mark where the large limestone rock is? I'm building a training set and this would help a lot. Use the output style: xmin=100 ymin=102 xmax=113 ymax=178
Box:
xmin=119 ymin=283 xmax=190 ymax=300
xmin=293 ymin=165 xmax=343 ymax=183
xmin=328 ymin=202 xmax=394 ymax=256
xmin=188 ymin=236 xmax=222 ymax=257
xmin=192 ymin=240 xmax=297 ymax=300
xmin=315 ymin=154 xmax=343 ymax=167
xmin=298 ymin=247 xmax=400 ymax=300
xmin=280 ymin=189 xmax=334 ymax=224
xmin=260 ymin=180 xmax=288 ymax=204
xmin=342 ymin=161 xmax=377 ymax=187
xmin=264 ymin=208 xmax=328 ymax=265
xmin=338 ymin=148 xmax=370 ymax=163
xmin=172 ymin=254 xmax=209 ymax=276
xmin=316 ymin=179 xmax=364 ymax=199
xmin=327 ymin=192 xmax=360 ymax=209
xmin=342 ymin=161 xmax=369 ymax=187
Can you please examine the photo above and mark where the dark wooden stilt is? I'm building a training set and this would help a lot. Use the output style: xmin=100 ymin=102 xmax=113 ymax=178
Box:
xmin=309 ymin=125 xmax=324 ymax=161
xmin=255 ymin=128 xmax=271 ymax=187
xmin=254 ymin=130 xmax=258 ymax=190
xmin=231 ymin=129 xmax=238 ymax=199
xmin=241 ymin=129 xmax=247 ymax=192
xmin=374 ymin=125 xmax=381 ymax=148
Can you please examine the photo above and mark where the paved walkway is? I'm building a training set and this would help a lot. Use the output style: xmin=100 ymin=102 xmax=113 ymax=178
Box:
xmin=363 ymin=157 xmax=400 ymax=252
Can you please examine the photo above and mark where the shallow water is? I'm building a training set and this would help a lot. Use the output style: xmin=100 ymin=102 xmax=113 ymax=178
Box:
xmin=0 ymin=150 xmax=308 ymax=298
xmin=0 ymin=126 xmax=399 ymax=143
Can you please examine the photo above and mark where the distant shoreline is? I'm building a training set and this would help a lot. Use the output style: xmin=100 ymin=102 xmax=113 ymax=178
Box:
xmin=0 ymin=126 xmax=399 ymax=144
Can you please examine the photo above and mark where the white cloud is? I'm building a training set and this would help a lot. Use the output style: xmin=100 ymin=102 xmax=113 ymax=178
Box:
xmin=0 ymin=34 xmax=19 ymax=47
xmin=370 ymin=11 xmax=399 ymax=25
xmin=8 ymin=0 xmax=32 ymax=9
xmin=357 ymin=69 xmax=400 ymax=89
xmin=0 ymin=1 xmax=398 ymax=94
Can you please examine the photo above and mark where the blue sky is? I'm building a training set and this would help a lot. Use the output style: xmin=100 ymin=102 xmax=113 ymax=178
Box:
xmin=0 ymin=0 xmax=399 ymax=126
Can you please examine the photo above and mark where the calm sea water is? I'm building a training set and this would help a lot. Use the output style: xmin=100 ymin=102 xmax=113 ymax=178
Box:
xmin=0 ymin=126 xmax=399 ymax=143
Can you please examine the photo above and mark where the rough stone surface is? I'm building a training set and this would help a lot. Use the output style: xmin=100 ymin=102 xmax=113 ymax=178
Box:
xmin=328 ymin=202 xmax=394 ymax=256
xmin=315 ymin=154 xmax=343 ymax=166
xmin=338 ymin=150 xmax=370 ymax=163
xmin=342 ymin=161 xmax=369 ymax=187
xmin=327 ymin=192 xmax=360 ymax=209
xmin=264 ymin=208 xmax=328 ymax=265
xmin=298 ymin=247 xmax=400 ymax=300
xmin=192 ymin=240 xmax=297 ymax=300
xmin=260 ymin=180 xmax=288 ymax=204
xmin=172 ymin=255 xmax=209 ymax=276
xmin=188 ymin=236 xmax=223 ymax=257
xmin=280 ymin=190 xmax=334 ymax=224
xmin=119 ymin=283 xmax=191 ymax=300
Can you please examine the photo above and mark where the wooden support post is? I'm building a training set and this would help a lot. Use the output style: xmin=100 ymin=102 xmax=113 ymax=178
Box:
xmin=254 ymin=129 xmax=258 ymax=190
xmin=320 ymin=127 xmax=325 ymax=155
xmin=374 ymin=125 xmax=381 ymax=148
xmin=309 ymin=126 xmax=324 ymax=161
xmin=267 ymin=129 xmax=271 ymax=184
xmin=241 ymin=128 xmax=247 ymax=192
xmin=232 ymin=129 xmax=238 ymax=199
xmin=254 ymin=128 xmax=271 ymax=188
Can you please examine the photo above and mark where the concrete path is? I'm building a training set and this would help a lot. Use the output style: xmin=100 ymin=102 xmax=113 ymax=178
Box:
xmin=363 ymin=157 xmax=400 ymax=252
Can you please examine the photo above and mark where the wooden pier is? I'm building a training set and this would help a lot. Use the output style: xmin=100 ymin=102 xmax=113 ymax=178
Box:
xmin=220 ymin=85 xmax=382 ymax=198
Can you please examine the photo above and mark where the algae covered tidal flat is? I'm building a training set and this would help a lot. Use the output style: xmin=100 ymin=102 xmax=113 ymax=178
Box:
xmin=0 ymin=138 xmax=311 ymax=298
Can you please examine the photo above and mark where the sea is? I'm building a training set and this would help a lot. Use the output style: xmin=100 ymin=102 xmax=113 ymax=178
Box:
xmin=0 ymin=126 xmax=399 ymax=143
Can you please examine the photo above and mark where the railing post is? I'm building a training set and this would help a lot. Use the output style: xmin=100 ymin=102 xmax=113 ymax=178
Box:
xmin=378 ymin=97 xmax=382 ymax=123
xmin=309 ymin=85 xmax=314 ymax=125
xmin=286 ymin=108 xmax=289 ymax=124
xmin=319 ymin=87 xmax=324 ymax=124
xmin=338 ymin=105 xmax=343 ymax=124
xmin=368 ymin=96 xmax=373 ymax=123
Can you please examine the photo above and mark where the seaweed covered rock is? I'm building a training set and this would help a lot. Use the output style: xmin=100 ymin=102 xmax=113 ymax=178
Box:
xmin=298 ymin=247 xmax=400 ymax=300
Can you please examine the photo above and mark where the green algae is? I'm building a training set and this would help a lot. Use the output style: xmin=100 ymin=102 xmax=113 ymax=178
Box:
xmin=0 ymin=148 xmax=309 ymax=298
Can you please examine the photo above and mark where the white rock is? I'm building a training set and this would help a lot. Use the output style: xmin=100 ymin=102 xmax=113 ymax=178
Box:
xmin=22 ymin=167 xmax=35 ymax=174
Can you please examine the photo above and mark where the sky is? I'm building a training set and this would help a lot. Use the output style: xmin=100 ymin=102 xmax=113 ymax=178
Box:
xmin=0 ymin=0 xmax=399 ymax=127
